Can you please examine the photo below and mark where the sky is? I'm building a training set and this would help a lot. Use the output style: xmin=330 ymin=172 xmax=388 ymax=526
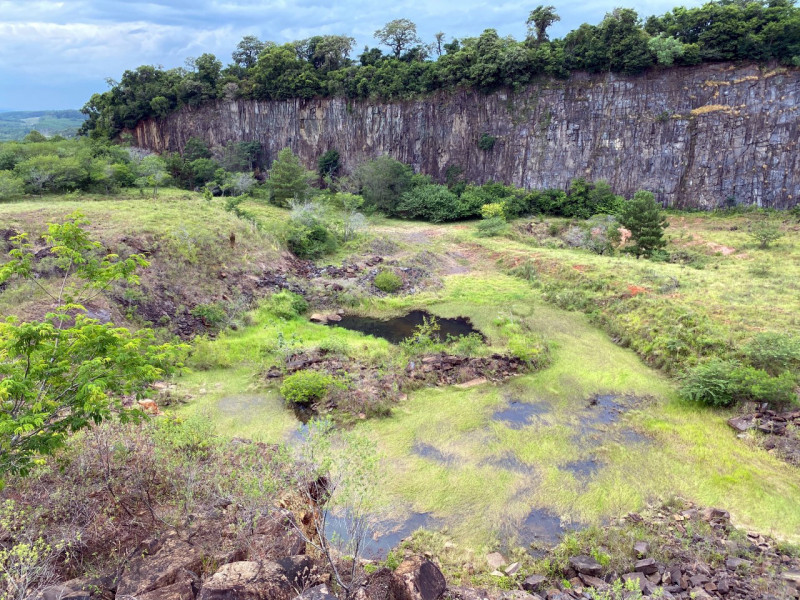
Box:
xmin=0 ymin=0 xmax=704 ymax=111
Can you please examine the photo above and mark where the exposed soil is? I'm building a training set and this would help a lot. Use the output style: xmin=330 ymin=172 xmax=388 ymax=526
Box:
xmin=265 ymin=350 xmax=532 ymax=418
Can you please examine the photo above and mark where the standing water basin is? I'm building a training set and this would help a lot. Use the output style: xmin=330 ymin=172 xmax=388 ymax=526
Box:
xmin=327 ymin=310 xmax=482 ymax=344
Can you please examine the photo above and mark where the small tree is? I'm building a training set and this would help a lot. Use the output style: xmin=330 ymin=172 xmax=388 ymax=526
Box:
xmin=374 ymin=19 xmax=421 ymax=58
xmin=748 ymin=218 xmax=784 ymax=249
xmin=317 ymin=149 xmax=341 ymax=179
xmin=355 ymin=155 xmax=412 ymax=214
xmin=0 ymin=213 xmax=185 ymax=483
xmin=617 ymin=190 xmax=668 ymax=258
xmin=267 ymin=147 xmax=314 ymax=208
xmin=527 ymin=5 xmax=561 ymax=44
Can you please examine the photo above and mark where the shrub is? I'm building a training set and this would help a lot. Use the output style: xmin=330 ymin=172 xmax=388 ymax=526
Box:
xmin=286 ymin=221 xmax=338 ymax=258
xmin=743 ymin=332 xmax=800 ymax=376
xmin=478 ymin=133 xmax=496 ymax=151
xmin=374 ymin=269 xmax=403 ymax=293
xmin=191 ymin=302 xmax=227 ymax=328
xmin=681 ymin=359 xmax=797 ymax=407
xmin=748 ymin=218 xmax=784 ymax=249
xmin=681 ymin=359 xmax=742 ymax=407
xmin=356 ymin=155 xmax=413 ymax=214
xmin=480 ymin=202 xmax=506 ymax=220
xmin=280 ymin=370 xmax=334 ymax=404
xmin=267 ymin=290 xmax=308 ymax=319
xmin=318 ymin=149 xmax=341 ymax=178
xmin=396 ymin=184 xmax=464 ymax=222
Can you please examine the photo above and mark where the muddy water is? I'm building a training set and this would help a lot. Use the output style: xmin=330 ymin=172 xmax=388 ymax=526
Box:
xmin=328 ymin=310 xmax=482 ymax=344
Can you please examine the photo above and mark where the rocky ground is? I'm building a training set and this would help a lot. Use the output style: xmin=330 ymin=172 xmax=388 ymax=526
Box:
xmin=34 ymin=500 xmax=800 ymax=600
xmin=264 ymin=349 xmax=532 ymax=419
xmin=728 ymin=407 xmax=800 ymax=467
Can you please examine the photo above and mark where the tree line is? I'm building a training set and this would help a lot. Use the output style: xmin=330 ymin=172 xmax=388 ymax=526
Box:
xmin=81 ymin=0 xmax=800 ymax=138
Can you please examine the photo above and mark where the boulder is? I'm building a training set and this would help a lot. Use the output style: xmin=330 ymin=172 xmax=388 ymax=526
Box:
xmin=633 ymin=541 xmax=649 ymax=558
xmin=198 ymin=556 xmax=316 ymax=600
xmin=725 ymin=557 xmax=751 ymax=571
xmin=727 ymin=416 xmax=757 ymax=432
xmin=521 ymin=575 xmax=547 ymax=592
xmin=504 ymin=562 xmax=520 ymax=576
xmin=485 ymin=552 xmax=507 ymax=570
xmin=394 ymin=557 xmax=447 ymax=600
xmin=117 ymin=536 xmax=205 ymax=598
xmin=621 ymin=572 xmax=646 ymax=592
xmin=568 ymin=556 xmax=603 ymax=577
xmin=138 ymin=577 xmax=197 ymax=600
xmin=634 ymin=558 xmax=658 ymax=575
xmin=309 ymin=314 xmax=328 ymax=324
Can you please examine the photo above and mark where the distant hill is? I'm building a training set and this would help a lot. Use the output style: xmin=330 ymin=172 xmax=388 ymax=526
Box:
xmin=0 ymin=110 xmax=86 ymax=141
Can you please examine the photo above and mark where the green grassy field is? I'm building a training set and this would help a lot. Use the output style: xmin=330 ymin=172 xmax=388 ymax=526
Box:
xmin=2 ymin=192 xmax=798 ymax=554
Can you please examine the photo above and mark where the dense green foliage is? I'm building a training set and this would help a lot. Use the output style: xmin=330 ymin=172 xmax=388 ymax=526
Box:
xmin=280 ymin=370 xmax=335 ymax=404
xmin=0 ymin=214 xmax=184 ymax=482
xmin=81 ymin=1 xmax=800 ymax=138
xmin=267 ymin=147 xmax=314 ymax=207
xmin=265 ymin=290 xmax=309 ymax=320
xmin=681 ymin=358 xmax=797 ymax=407
xmin=617 ymin=191 xmax=669 ymax=257
xmin=373 ymin=269 xmax=403 ymax=293
xmin=0 ymin=137 xmax=140 ymax=197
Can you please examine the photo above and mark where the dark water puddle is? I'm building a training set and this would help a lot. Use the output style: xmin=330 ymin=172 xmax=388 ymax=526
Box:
xmin=482 ymin=452 xmax=533 ymax=474
xmin=516 ymin=508 xmax=580 ymax=548
xmin=413 ymin=441 xmax=456 ymax=465
xmin=328 ymin=310 xmax=482 ymax=345
xmin=577 ymin=394 xmax=649 ymax=440
xmin=564 ymin=458 xmax=600 ymax=479
xmin=492 ymin=398 xmax=550 ymax=430
xmin=325 ymin=511 xmax=441 ymax=559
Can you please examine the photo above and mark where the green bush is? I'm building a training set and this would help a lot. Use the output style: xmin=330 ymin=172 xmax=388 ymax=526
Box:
xmin=681 ymin=359 xmax=741 ymax=407
xmin=743 ymin=332 xmax=800 ymax=377
xmin=681 ymin=358 xmax=797 ymax=407
xmin=280 ymin=370 xmax=334 ymax=404
xmin=480 ymin=202 xmax=506 ymax=219
xmin=478 ymin=133 xmax=496 ymax=151
xmin=191 ymin=302 xmax=227 ymax=328
xmin=286 ymin=221 xmax=338 ymax=258
xmin=267 ymin=290 xmax=308 ymax=319
xmin=374 ymin=269 xmax=403 ymax=293
xmin=396 ymin=184 xmax=466 ymax=222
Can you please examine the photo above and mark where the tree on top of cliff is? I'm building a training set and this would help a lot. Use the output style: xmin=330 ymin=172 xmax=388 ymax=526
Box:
xmin=267 ymin=147 xmax=315 ymax=207
xmin=527 ymin=6 xmax=561 ymax=45
xmin=374 ymin=19 xmax=422 ymax=59
xmin=617 ymin=190 xmax=669 ymax=258
xmin=232 ymin=35 xmax=267 ymax=69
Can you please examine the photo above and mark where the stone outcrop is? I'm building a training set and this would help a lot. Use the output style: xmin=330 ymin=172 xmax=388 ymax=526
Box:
xmin=129 ymin=63 xmax=800 ymax=210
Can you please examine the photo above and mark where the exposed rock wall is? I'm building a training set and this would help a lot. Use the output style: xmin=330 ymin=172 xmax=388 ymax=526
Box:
xmin=130 ymin=63 xmax=800 ymax=209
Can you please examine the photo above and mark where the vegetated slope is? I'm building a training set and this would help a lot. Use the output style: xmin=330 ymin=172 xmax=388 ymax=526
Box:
xmin=0 ymin=110 xmax=86 ymax=141
xmin=129 ymin=63 xmax=800 ymax=210
xmin=0 ymin=192 xmax=286 ymax=337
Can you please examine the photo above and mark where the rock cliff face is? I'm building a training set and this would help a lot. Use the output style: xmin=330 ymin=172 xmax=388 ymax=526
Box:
xmin=130 ymin=63 xmax=800 ymax=209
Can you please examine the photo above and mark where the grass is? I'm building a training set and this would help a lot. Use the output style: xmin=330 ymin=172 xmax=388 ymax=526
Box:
xmin=171 ymin=270 xmax=800 ymax=550
xmin=2 ymin=194 xmax=798 ymax=557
